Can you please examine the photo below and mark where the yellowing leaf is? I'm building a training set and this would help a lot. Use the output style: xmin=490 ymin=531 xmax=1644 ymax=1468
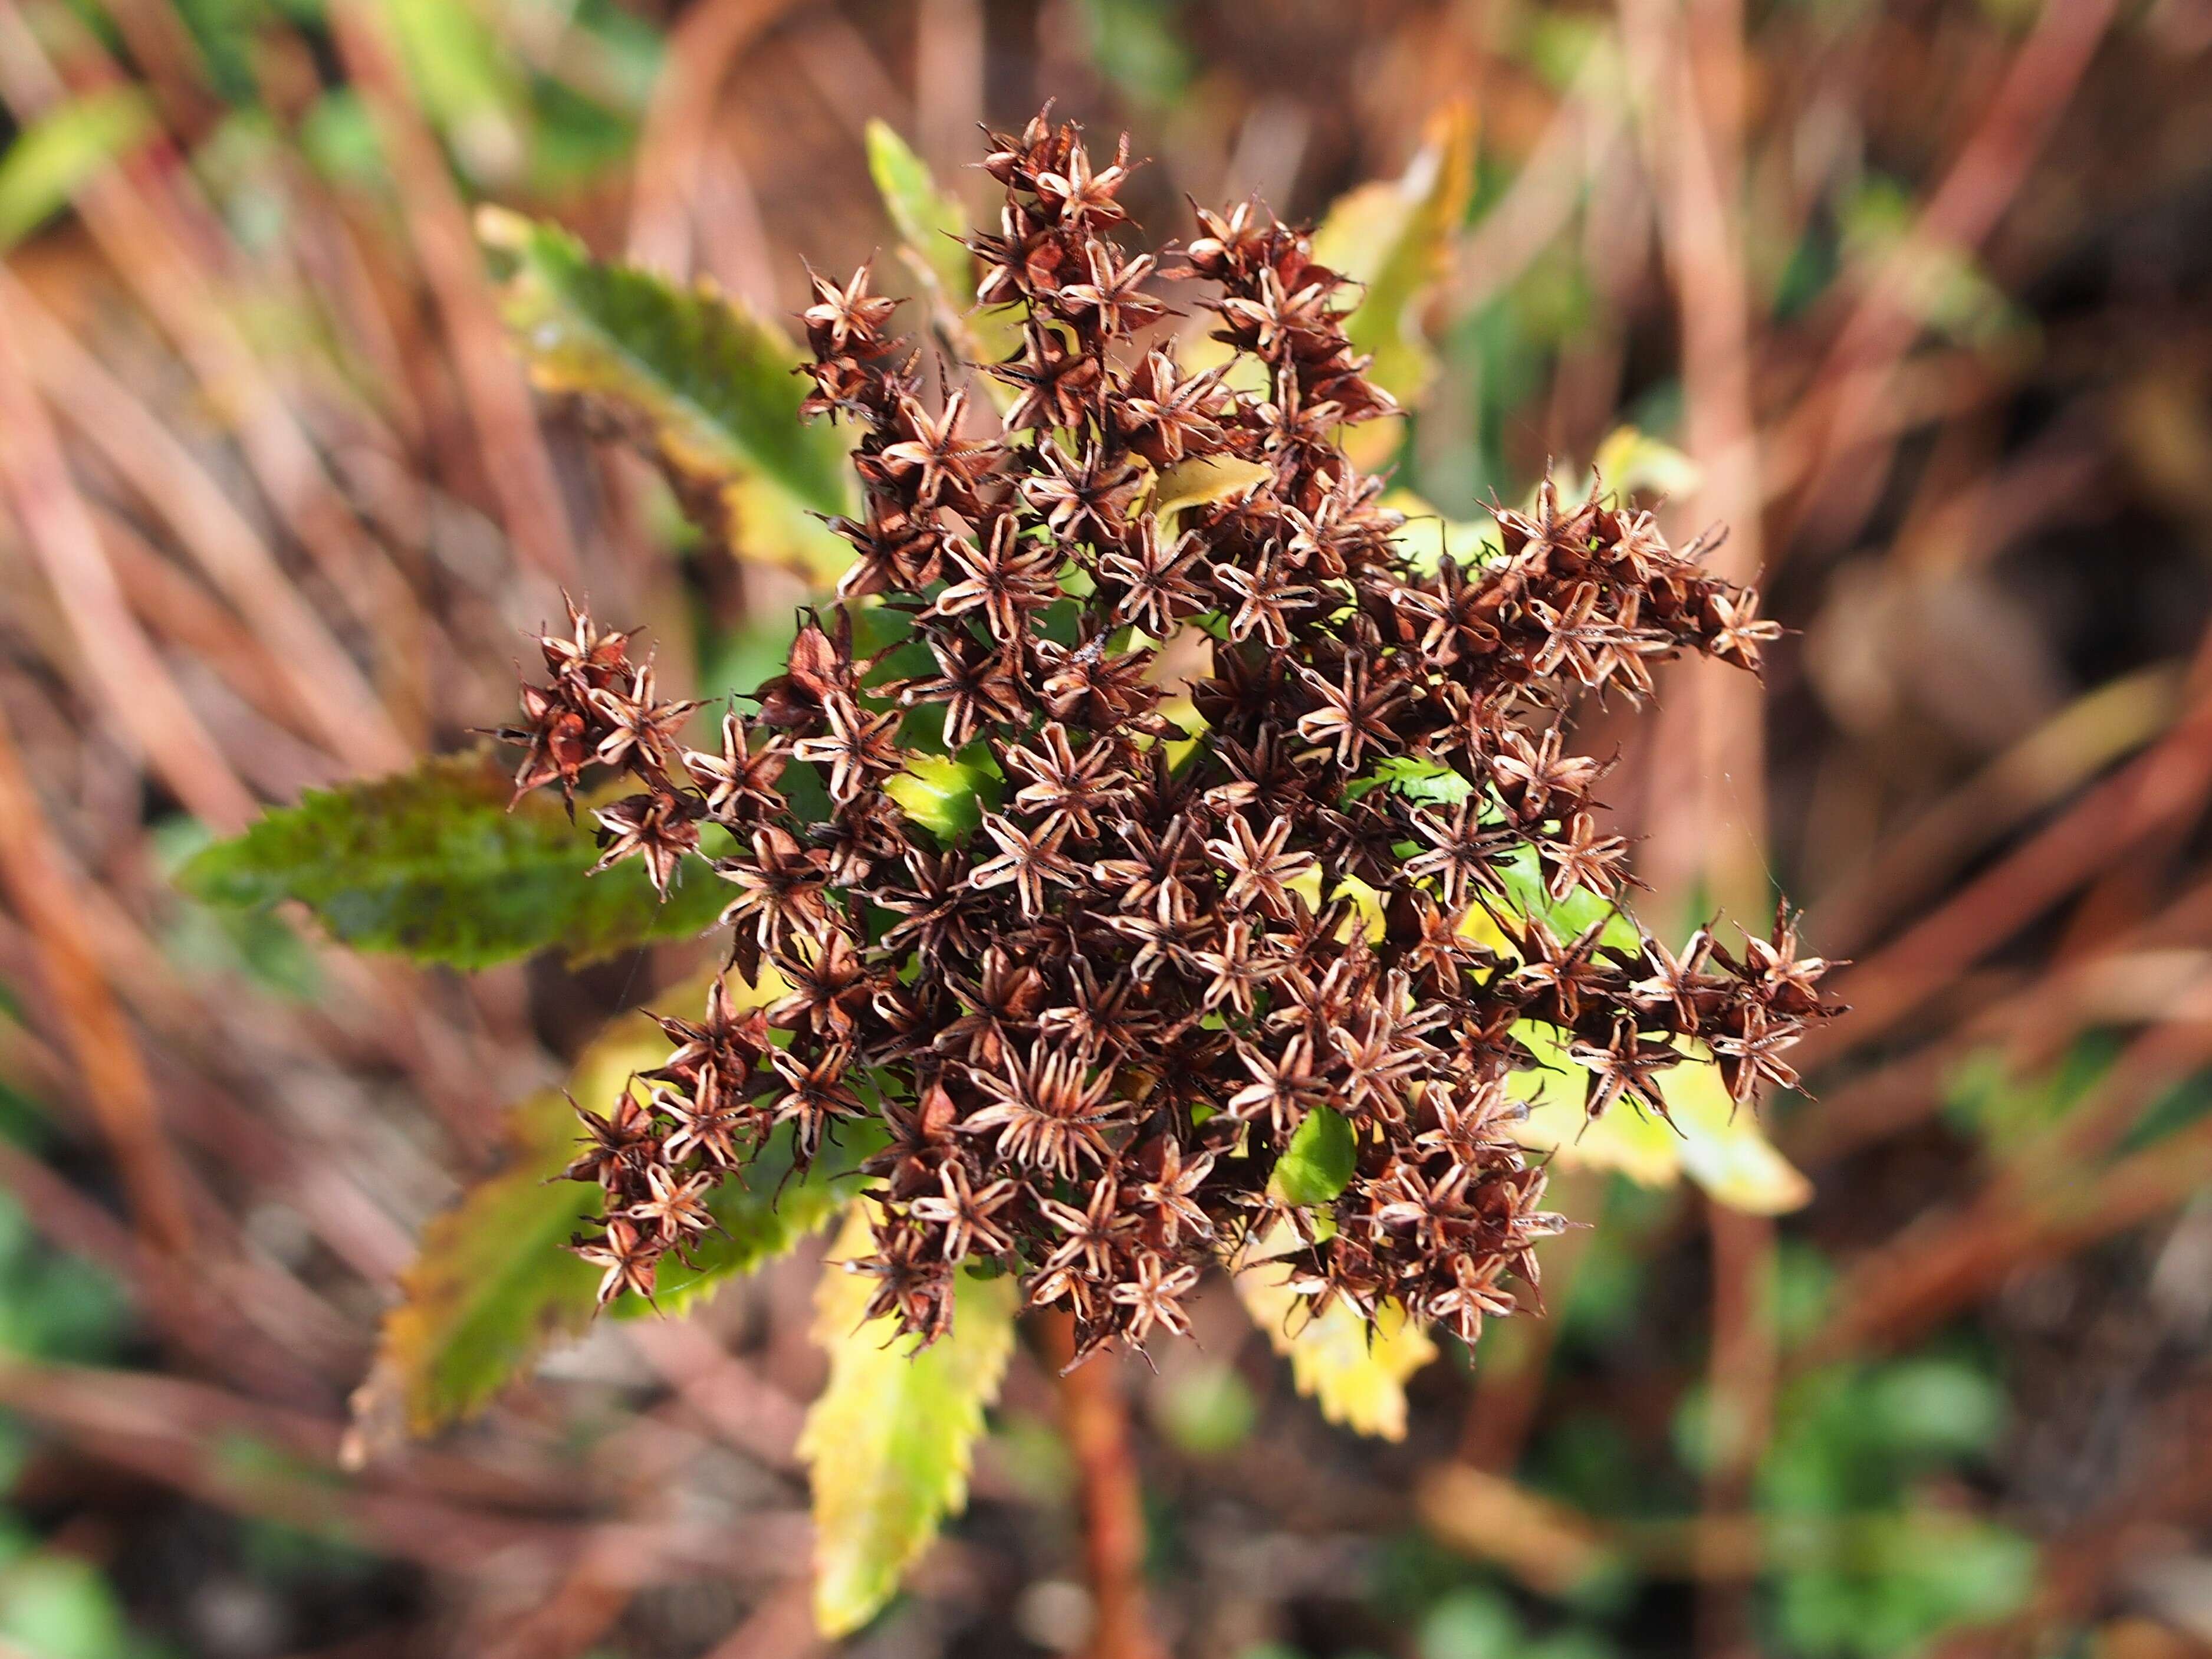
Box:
xmin=863 ymin=121 xmax=1024 ymax=370
xmin=1589 ymin=425 xmax=1701 ymax=503
xmin=347 ymin=970 xmax=867 ymax=1458
xmin=478 ymin=206 xmax=854 ymax=583
xmin=1313 ymin=101 xmax=1477 ymax=424
xmin=801 ymin=1208 xmax=1020 ymax=1637
xmin=1149 ymin=454 xmax=1271 ymax=534
xmin=1385 ymin=488 xmax=1502 ymax=574
xmin=1415 ymin=1463 xmax=1616 ymax=1596
xmin=865 ymin=119 xmax=972 ymax=310
xmin=1508 ymin=1021 xmax=1812 ymax=1215
xmin=346 ymin=1001 xmax=665 ymax=1455
xmin=1237 ymin=1260 xmax=1437 ymax=1441
xmin=0 ymin=89 xmax=152 ymax=253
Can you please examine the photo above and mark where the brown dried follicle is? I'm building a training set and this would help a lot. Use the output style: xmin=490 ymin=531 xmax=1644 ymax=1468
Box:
xmin=502 ymin=106 xmax=1834 ymax=1356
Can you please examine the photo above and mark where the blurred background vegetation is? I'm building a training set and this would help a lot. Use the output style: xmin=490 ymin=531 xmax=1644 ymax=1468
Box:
xmin=2 ymin=0 xmax=2211 ymax=1655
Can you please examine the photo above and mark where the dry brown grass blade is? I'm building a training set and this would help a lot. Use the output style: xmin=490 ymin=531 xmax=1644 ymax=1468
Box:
xmin=327 ymin=0 xmax=583 ymax=589
xmin=1037 ymin=1313 xmax=1168 ymax=1659
xmin=625 ymin=1319 xmax=808 ymax=1474
xmin=1447 ymin=48 xmax=1626 ymax=321
xmin=0 ymin=0 xmax=431 ymax=669
xmin=1785 ymin=863 xmax=2212 ymax=1173
xmin=0 ymin=1354 xmax=613 ymax=1569
xmin=0 ymin=691 xmax=197 ymax=1259
xmin=1779 ymin=0 xmax=2124 ymax=551
xmin=1800 ymin=635 xmax=2212 ymax=1072
xmin=0 ymin=1130 xmax=346 ymax=1402
xmin=1809 ymin=994 xmax=2212 ymax=1362
xmin=1 ymin=269 xmax=412 ymax=774
xmin=1618 ymin=0 xmax=1769 ymax=922
xmin=626 ymin=0 xmax=804 ymax=276
xmin=1810 ymin=663 xmax=2183 ymax=959
xmin=700 ymin=1581 xmax=825 ymax=1659
xmin=0 ymin=296 xmax=257 ymax=829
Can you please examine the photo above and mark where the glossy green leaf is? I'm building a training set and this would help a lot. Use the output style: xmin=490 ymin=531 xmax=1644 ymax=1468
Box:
xmin=0 ymin=90 xmax=153 ymax=253
xmin=348 ymin=974 xmax=870 ymax=1448
xmin=1273 ymin=1106 xmax=1356 ymax=1207
xmin=178 ymin=748 xmax=724 ymax=971
xmin=800 ymin=1207 xmax=1020 ymax=1636
xmin=882 ymin=750 xmax=1000 ymax=844
xmin=478 ymin=206 xmax=854 ymax=582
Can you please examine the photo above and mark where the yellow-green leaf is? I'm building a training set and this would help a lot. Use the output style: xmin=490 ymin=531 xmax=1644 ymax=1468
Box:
xmin=800 ymin=1207 xmax=1020 ymax=1637
xmin=865 ymin=119 xmax=973 ymax=309
xmin=1589 ymin=425 xmax=1701 ymax=503
xmin=1386 ymin=426 xmax=1693 ymax=575
xmin=1507 ymin=1021 xmax=1812 ymax=1215
xmin=863 ymin=120 xmax=1023 ymax=369
xmin=1273 ymin=1106 xmax=1356 ymax=1208
xmin=1313 ymin=101 xmax=1476 ymax=416
xmin=1237 ymin=1261 xmax=1437 ymax=1441
xmin=0 ymin=89 xmax=152 ymax=253
xmin=478 ymin=206 xmax=854 ymax=583
xmin=883 ymin=750 xmax=1001 ymax=843
xmin=1149 ymin=454 xmax=1271 ymax=536
xmin=1385 ymin=488 xmax=1502 ymax=574
xmin=348 ymin=1001 xmax=663 ymax=1452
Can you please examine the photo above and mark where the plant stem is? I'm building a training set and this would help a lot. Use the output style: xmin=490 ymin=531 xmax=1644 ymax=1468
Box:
xmin=1037 ymin=1313 xmax=1166 ymax=1659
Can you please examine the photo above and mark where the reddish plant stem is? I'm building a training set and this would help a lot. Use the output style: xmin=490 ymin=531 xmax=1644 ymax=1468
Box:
xmin=1036 ymin=1313 xmax=1166 ymax=1659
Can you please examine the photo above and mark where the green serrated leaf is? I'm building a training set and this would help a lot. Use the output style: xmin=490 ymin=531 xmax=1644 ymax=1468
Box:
xmin=800 ymin=1206 xmax=1020 ymax=1637
xmin=1313 ymin=101 xmax=1476 ymax=416
xmin=350 ymin=973 xmax=870 ymax=1444
xmin=1235 ymin=1260 xmax=1437 ymax=1441
xmin=178 ymin=748 xmax=724 ymax=971
xmin=617 ymin=1118 xmax=882 ymax=1320
xmin=478 ymin=206 xmax=854 ymax=582
xmin=1273 ymin=1106 xmax=1356 ymax=1207
xmin=0 ymin=90 xmax=153 ymax=253
xmin=1490 ymin=844 xmax=1645 ymax=955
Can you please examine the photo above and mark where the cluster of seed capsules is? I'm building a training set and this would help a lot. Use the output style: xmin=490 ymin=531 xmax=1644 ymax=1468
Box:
xmin=504 ymin=108 xmax=1835 ymax=1358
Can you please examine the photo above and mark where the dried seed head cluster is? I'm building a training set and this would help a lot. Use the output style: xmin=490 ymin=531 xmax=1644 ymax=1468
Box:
xmin=505 ymin=108 xmax=1834 ymax=1358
